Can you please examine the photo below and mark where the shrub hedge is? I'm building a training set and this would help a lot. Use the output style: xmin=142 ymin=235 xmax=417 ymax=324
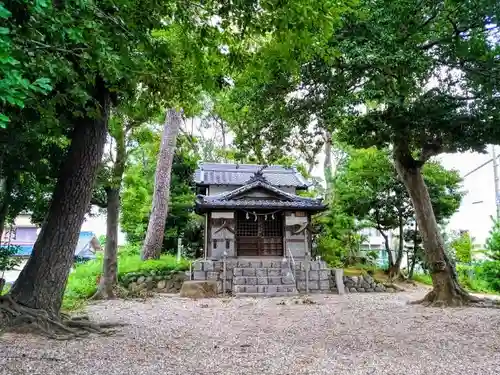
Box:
xmin=63 ymin=245 xmax=189 ymax=310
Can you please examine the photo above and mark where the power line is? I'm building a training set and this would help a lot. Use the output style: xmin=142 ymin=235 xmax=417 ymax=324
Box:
xmin=462 ymin=154 xmax=500 ymax=178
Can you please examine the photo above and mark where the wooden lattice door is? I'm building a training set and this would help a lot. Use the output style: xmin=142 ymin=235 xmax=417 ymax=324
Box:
xmin=236 ymin=211 xmax=284 ymax=256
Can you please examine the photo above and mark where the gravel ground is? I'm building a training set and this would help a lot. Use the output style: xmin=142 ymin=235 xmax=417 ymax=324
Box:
xmin=1 ymin=288 xmax=500 ymax=375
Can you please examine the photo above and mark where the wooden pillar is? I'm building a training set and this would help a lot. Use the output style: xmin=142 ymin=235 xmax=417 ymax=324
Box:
xmin=204 ymin=213 xmax=208 ymax=259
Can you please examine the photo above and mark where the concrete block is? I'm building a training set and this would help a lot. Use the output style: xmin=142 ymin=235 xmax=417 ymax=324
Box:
xmin=257 ymin=277 xmax=268 ymax=285
xmin=295 ymin=270 xmax=306 ymax=280
xmin=319 ymin=270 xmax=330 ymax=280
xmin=243 ymin=268 xmax=256 ymax=276
xmin=203 ymin=261 xmax=214 ymax=272
xmin=245 ymin=286 xmax=258 ymax=293
xmin=193 ymin=271 xmax=206 ymax=280
xmin=268 ymin=269 xmax=282 ymax=277
xmin=261 ymin=259 xmax=273 ymax=268
xmin=233 ymin=277 xmax=246 ymax=285
xmin=335 ymin=269 xmax=345 ymax=295
xmin=206 ymin=272 xmax=219 ymax=280
xmin=213 ymin=262 xmax=222 ymax=273
xmin=237 ymin=260 xmax=251 ymax=268
xmin=309 ymin=271 xmax=320 ymax=281
xmin=249 ymin=260 xmax=262 ymax=268
xmin=266 ymin=285 xmax=278 ymax=294
xmin=256 ymin=268 xmax=268 ymax=278
xmin=233 ymin=268 xmax=243 ymax=276
xmin=234 ymin=285 xmax=246 ymax=293
xmin=308 ymin=280 xmax=319 ymax=290
xmin=268 ymin=277 xmax=282 ymax=285
xmin=246 ymin=277 xmax=257 ymax=285
xmin=257 ymin=285 xmax=266 ymax=293
xmin=319 ymin=280 xmax=330 ymax=290
xmin=193 ymin=262 xmax=203 ymax=271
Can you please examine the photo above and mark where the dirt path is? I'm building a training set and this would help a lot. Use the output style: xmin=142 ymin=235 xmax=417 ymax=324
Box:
xmin=1 ymin=290 xmax=499 ymax=375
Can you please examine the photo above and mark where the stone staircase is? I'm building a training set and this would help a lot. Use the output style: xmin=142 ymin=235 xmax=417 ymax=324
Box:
xmin=232 ymin=260 xmax=298 ymax=297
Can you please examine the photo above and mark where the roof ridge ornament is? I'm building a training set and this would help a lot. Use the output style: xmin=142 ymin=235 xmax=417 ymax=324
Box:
xmin=246 ymin=164 xmax=269 ymax=184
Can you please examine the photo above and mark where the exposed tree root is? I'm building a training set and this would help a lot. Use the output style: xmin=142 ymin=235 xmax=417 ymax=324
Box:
xmin=0 ymin=295 xmax=127 ymax=340
xmin=383 ymin=283 xmax=405 ymax=292
xmin=408 ymin=288 xmax=500 ymax=308
xmin=91 ymin=283 xmax=128 ymax=301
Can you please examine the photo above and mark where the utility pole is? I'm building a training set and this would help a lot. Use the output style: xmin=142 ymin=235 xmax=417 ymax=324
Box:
xmin=492 ymin=145 xmax=500 ymax=220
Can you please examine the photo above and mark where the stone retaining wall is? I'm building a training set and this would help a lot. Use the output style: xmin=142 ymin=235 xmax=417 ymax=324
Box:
xmin=190 ymin=259 xmax=396 ymax=294
xmin=119 ymin=270 xmax=188 ymax=294
xmin=117 ymin=262 xmax=397 ymax=296
xmin=343 ymin=274 xmax=394 ymax=293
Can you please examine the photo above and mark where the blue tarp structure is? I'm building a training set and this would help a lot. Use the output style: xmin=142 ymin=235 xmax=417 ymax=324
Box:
xmin=1 ymin=231 xmax=100 ymax=259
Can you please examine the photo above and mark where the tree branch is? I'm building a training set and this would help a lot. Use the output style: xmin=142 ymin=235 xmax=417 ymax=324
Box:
xmin=419 ymin=139 xmax=443 ymax=163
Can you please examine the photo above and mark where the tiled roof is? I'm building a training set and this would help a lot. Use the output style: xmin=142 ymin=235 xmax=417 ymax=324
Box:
xmin=195 ymin=179 xmax=326 ymax=212
xmin=194 ymin=162 xmax=310 ymax=189
xmin=196 ymin=198 xmax=326 ymax=211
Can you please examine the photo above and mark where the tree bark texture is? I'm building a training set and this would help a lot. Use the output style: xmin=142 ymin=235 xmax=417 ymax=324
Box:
xmin=141 ymin=108 xmax=182 ymax=260
xmin=95 ymin=123 xmax=127 ymax=299
xmin=377 ymin=227 xmax=394 ymax=268
xmin=95 ymin=188 xmax=119 ymax=298
xmin=387 ymin=211 xmax=405 ymax=279
xmin=324 ymin=132 xmax=332 ymax=191
xmin=394 ymin=152 xmax=472 ymax=305
xmin=408 ymin=221 xmax=418 ymax=279
xmin=0 ymin=175 xmax=13 ymax=240
xmin=9 ymin=86 xmax=110 ymax=314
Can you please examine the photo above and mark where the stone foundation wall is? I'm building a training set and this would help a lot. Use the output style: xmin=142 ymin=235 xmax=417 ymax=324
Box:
xmin=118 ymin=261 xmax=397 ymax=296
xmin=343 ymin=274 xmax=393 ymax=293
xmin=119 ymin=270 xmax=188 ymax=294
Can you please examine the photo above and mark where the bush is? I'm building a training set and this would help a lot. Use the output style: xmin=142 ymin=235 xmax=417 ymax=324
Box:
xmin=412 ymin=273 xmax=432 ymax=285
xmin=0 ymin=245 xmax=22 ymax=272
xmin=412 ymin=264 xmax=498 ymax=294
xmin=476 ymin=260 xmax=500 ymax=292
xmin=63 ymin=245 xmax=190 ymax=310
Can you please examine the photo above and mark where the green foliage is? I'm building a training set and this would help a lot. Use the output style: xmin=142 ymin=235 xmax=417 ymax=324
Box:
xmin=0 ymin=245 xmax=21 ymax=272
xmin=314 ymin=201 xmax=369 ymax=267
xmin=412 ymin=273 xmax=432 ymax=285
xmin=1 ymin=0 xmax=235 ymax=234
xmin=485 ymin=217 xmax=500 ymax=261
xmin=456 ymin=264 xmax=494 ymax=294
xmin=120 ymin=130 xmax=199 ymax=253
xmin=0 ymin=3 xmax=51 ymax=128
xmin=476 ymin=261 xmax=500 ymax=293
xmin=450 ymin=232 xmax=474 ymax=263
xmin=97 ymin=235 xmax=106 ymax=247
xmin=335 ymin=147 xmax=410 ymax=233
xmin=63 ymin=247 xmax=189 ymax=310
xmin=317 ymin=146 xmax=462 ymax=268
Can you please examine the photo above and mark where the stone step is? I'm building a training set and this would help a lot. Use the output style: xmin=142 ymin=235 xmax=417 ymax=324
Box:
xmin=233 ymin=276 xmax=296 ymax=285
xmin=233 ymin=285 xmax=297 ymax=294
xmin=232 ymin=268 xmax=293 ymax=277
xmin=234 ymin=260 xmax=289 ymax=268
xmin=234 ymin=292 xmax=298 ymax=298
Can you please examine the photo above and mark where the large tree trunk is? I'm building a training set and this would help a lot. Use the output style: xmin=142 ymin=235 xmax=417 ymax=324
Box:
xmin=377 ymin=228 xmax=394 ymax=268
xmin=388 ymin=211 xmax=405 ymax=279
xmin=94 ymin=123 xmax=127 ymax=299
xmin=408 ymin=221 xmax=418 ymax=279
xmin=95 ymin=188 xmax=119 ymax=298
xmin=141 ymin=108 xmax=181 ymax=260
xmin=394 ymin=151 xmax=474 ymax=306
xmin=8 ymin=86 xmax=110 ymax=315
xmin=0 ymin=174 xmax=13 ymax=240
